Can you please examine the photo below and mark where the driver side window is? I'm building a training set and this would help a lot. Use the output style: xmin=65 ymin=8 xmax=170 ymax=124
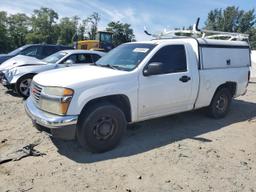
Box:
xmin=20 ymin=46 xmax=39 ymax=57
xmin=76 ymin=54 xmax=93 ymax=64
xmin=148 ymin=45 xmax=187 ymax=74
xmin=62 ymin=54 xmax=93 ymax=64
xmin=62 ymin=54 xmax=77 ymax=64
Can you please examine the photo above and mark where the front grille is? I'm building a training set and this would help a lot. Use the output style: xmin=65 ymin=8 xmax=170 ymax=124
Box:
xmin=31 ymin=81 xmax=43 ymax=107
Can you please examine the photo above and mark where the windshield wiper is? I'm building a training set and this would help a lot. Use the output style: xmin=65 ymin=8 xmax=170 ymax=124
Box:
xmin=99 ymin=64 xmax=120 ymax=70
xmin=93 ymin=63 xmax=126 ymax=70
xmin=90 ymin=62 xmax=98 ymax=66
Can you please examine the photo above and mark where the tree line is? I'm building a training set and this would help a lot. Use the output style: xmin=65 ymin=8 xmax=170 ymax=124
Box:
xmin=205 ymin=6 xmax=256 ymax=49
xmin=0 ymin=6 xmax=255 ymax=54
xmin=0 ymin=7 xmax=135 ymax=53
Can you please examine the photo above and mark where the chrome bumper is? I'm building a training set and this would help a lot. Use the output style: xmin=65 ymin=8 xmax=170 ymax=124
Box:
xmin=25 ymin=97 xmax=78 ymax=129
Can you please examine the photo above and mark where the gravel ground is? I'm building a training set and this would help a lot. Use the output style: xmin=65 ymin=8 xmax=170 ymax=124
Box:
xmin=0 ymin=81 xmax=256 ymax=192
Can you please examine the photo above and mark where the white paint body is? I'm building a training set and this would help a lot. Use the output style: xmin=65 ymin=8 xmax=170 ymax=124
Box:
xmin=251 ymin=50 xmax=256 ymax=78
xmin=33 ymin=38 xmax=250 ymax=123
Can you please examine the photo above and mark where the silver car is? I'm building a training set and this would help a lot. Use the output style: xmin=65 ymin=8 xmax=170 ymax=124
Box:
xmin=0 ymin=50 xmax=105 ymax=97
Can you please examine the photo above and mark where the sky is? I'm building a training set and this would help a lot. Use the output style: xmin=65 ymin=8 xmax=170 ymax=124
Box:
xmin=0 ymin=0 xmax=255 ymax=40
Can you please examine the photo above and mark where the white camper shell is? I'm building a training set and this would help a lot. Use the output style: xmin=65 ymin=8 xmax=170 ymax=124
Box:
xmin=198 ymin=39 xmax=250 ymax=69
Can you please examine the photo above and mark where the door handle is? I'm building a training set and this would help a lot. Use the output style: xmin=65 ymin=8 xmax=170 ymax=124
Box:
xmin=179 ymin=75 xmax=191 ymax=83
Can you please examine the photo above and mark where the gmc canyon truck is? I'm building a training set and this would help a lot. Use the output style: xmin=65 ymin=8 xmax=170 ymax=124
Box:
xmin=25 ymin=37 xmax=251 ymax=152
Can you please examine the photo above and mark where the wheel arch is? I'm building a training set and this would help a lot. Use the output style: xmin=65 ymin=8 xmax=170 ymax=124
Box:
xmin=207 ymin=81 xmax=235 ymax=118
xmin=78 ymin=94 xmax=132 ymax=123
xmin=213 ymin=81 xmax=237 ymax=98
xmin=15 ymin=73 xmax=37 ymax=97
xmin=16 ymin=73 xmax=37 ymax=83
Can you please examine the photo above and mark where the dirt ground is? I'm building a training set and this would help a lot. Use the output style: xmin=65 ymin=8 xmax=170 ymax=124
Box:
xmin=0 ymin=81 xmax=256 ymax=192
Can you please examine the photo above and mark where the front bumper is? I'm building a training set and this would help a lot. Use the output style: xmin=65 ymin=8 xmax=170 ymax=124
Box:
xmin=0 ymin=74 xmax=14 ymax=89
xmin=1 ymin=77 xmax=9 ymax=86
xmin=0 ymin=72 xmax=9 ymax=85
xmin=25 ymin=97 xmax=78 ymax=140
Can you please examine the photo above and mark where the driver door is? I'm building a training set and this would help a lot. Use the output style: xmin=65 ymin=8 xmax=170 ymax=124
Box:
xmin=138 ymin=44 xmax=194 ymax=119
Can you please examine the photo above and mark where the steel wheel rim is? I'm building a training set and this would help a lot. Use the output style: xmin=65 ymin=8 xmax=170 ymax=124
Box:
xmin=216 ymin=95 xmax=227 ymax=112
xmin=93 ymin=116 xmax=116 ymax=140
xmin=19 ymin=78 xmax=32 ymax=96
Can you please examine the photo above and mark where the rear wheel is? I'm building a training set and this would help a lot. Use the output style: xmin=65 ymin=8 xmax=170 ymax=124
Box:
xmin=207 ymin=88 xmax=232 ymax=118
xmin=15 ymin=75 xmax=34 ymax=98
xmin=77 ymin=103 xmax=127 ymax=153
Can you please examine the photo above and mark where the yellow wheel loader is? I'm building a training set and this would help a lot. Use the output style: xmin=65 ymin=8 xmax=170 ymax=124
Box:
xmin=77 ymin=31 xmax=113 ymax=52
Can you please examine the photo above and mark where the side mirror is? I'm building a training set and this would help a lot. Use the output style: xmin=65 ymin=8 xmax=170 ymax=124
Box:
xmin=143 ymin=62 xmax=163 ymax=76
xmin=64 ymin=59 xmax=74 ymax=66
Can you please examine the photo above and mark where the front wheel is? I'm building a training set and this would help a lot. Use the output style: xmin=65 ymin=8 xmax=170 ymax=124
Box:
xmin=77 ymin=103 xmax=127 ymax=153
xmin=207 ymin=88 xmax=232 ymax=118
xmin=15 ymin=75 xmax=34 ymax=98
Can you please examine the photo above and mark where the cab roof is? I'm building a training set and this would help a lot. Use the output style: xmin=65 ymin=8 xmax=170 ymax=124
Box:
xmin=59 ymin=49 xmax=106 ymax=56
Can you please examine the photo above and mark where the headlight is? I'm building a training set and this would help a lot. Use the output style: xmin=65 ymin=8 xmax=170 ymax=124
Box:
xmin=11 ymin=69 xmax=18 ymax=75
xmin=6 ymin=69 xmax=17 ymax=78
xmin=39 ymin=87 xmax=74 ymax=115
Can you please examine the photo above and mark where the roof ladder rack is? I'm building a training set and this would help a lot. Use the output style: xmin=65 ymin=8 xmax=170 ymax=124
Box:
xmin=144 ymin=18 xmax=249 ymax=41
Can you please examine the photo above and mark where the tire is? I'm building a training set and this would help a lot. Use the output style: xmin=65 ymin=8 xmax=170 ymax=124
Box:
xmin=207 ymin=87 xmax=232 ymax=118
xmin=77 ymin=102 xmax=127 ymax=153
xmin=15 ymin=74 xmax=34 ymax=98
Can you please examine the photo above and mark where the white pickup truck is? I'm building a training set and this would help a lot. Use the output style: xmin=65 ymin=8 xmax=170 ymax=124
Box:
xmin=25 ymin=37 xmax=251 ymax=152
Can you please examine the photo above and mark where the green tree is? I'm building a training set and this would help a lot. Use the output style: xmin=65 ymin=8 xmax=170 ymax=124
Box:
xmin=7 ymin=13 xmax=29 ymax=49
xmin=77 ymin=22 xmax=86 ymax=40
xmin=0 ymin=11 xmax=10 ymax=53
xmin=106 ymin=21 xmax=135 ymax=46
xmin=206 ymin=9 xmax=224 ymax=31
xmin=237 ymin=9 xmax=256 ymax=32
xmin=83 ymin=12 xmax=100 ymax=40
xmin=57 ymin=16 xmax=79 ymax=45
xmin=26 ymin=7 xmax=59 ymax=44
xmin=0 ymin=8 xmax=137 ymax=52
xmin=249 ymin=28 xmax=256 ymax=49
xmin=205 ymin=6 xmax=256 ymax=48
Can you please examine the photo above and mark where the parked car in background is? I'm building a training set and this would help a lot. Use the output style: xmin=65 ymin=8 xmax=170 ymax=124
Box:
xmin=1 ymin=50 xmax=105 ymax=97
xmin=0 ymin=44 xmax=73 ymax=64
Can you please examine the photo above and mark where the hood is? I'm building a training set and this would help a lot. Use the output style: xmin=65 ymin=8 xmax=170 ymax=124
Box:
xmin=0 ymin=55 xmax=45 ymax=71
xmin=33 ymin=65 xmax=128 ymax=87
xmin=0 ymin=54 xmax=12 ymax=64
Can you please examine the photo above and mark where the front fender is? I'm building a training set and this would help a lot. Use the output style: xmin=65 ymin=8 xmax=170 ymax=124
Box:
xmin=7 ymin=64 xmax=56 ymax=84
xmin=5 ymin=72 xmax=26 ymax=84
xmin=67 ymin=80 xmax=138 ymax=122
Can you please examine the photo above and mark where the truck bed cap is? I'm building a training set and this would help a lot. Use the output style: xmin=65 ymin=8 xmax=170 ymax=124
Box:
xmin=197 ymin=38 xmax=249 ymax=48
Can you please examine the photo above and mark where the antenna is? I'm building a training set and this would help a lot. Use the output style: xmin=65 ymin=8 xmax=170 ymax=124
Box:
xmin=144 ymin=27 xmax=152 ymax=36
xmin=193 ymin=17 xmax=200 ymax=32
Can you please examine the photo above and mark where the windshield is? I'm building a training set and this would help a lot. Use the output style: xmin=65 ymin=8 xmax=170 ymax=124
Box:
xmin=8 ymin=45 xmax=29 ymax=55
xmin=96 ymin=43 xmax=156 ymax=71
xmin=100 ymin=33 xmax=112 ymax=44
xmin=42 ymin=51 xmax=68 ymax=63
